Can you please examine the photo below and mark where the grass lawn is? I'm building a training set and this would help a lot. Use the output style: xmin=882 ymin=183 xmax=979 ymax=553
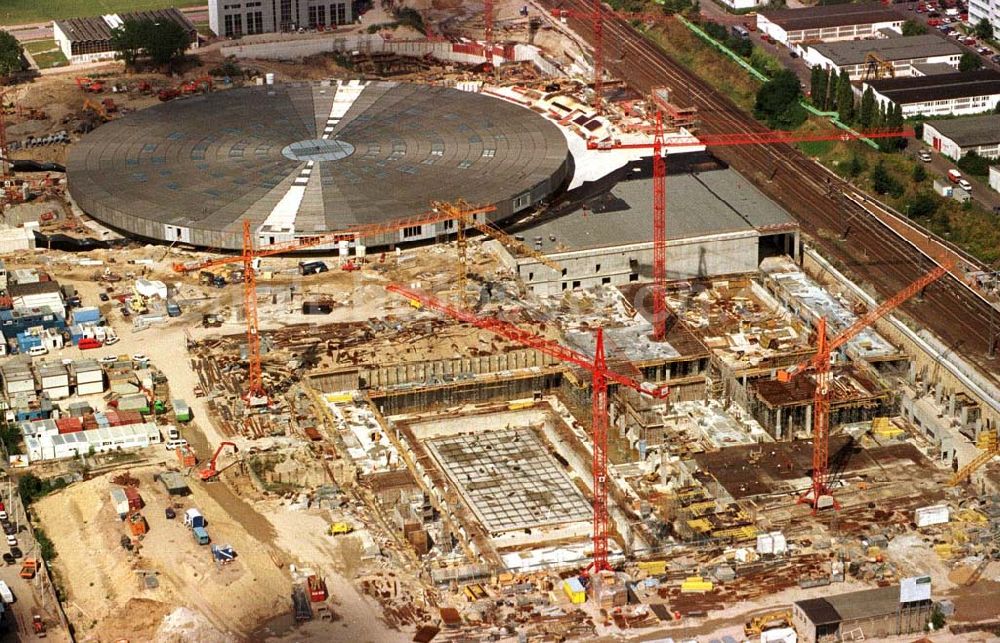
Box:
xmin=32 ymin=49 xmax=70 ymax=68
xmin=641 ymin=17 xmax=760 ymax=112
xmin=22 ymin=39 xmax=57 ymax=54
xmin=0 ymin=0 xmax=203 ymax=27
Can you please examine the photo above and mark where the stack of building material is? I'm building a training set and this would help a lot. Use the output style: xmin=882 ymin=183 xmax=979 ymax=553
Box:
xmin=590 ymin=571 xmax=627 ymax=608
xmin=55 ymin=417 xmax=83 ymax=434
xmin=72 ymin=359 xmax=105 ymax=395
xmin=65 ymin=401 xmax=92 ymax=417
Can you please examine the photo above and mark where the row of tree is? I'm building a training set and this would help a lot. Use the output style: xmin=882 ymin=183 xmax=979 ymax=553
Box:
xmin=809 ymin=66 xmax=905 ymax=150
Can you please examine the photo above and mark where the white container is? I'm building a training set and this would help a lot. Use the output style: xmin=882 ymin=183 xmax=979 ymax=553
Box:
xmin=265 ymin=73 xmax=275 ymax=85
xmin=915 ymin=504 xmax=949 ymax=527
xmin=770 ymin=531 xmax=787 ymax=555
xmin=756 ymin=533 xmax=773 ymax=555
xmin=0 ymin=580 xmax=12 ymax=603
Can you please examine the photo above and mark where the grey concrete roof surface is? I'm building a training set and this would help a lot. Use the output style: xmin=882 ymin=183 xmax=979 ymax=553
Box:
xmin=519 ymin=168 xmax=795 ymax=253
xmin=67 ymin=81 xmax=569 ymax=248
xmin=924 ymin=113 xmax=1000 ymax=147
xmin=810 ymin=34 xmax=961 ymax=65
xmin=760 ymin=3 xmax=902 ymax=30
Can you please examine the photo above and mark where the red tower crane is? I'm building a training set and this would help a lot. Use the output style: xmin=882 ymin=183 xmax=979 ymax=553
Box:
xmin=176 ymin=204 xmax=496 ymax=402
xmin=483 ymin=0 xmax=495 ymax=74
xmin=776 ymin=261 xmax=950 ymax=511
xmin=594 ymin=100 xmax=912 ymax=341
xmin=386 ymin=282 xmax=669 ymax=572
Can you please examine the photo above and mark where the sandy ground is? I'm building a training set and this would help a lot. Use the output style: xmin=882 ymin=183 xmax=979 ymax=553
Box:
xmin=33 ymin=464 xmax=290 ymax=640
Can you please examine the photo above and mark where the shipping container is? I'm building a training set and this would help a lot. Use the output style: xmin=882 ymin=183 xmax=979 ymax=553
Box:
xmin=173 ymin=399 xmax=191 ymax=422
xmin=110 ymin=488 xmax=130 ymax=519
xmin=563 ymin=577 xmax=586 ymax=604
xmin=72 ymin=307 xmax=101 ymax=324
xmin=298 ymin=261 xmax=328 ymax=276
xmin=124 ymin=487 xmax=143 ymax=511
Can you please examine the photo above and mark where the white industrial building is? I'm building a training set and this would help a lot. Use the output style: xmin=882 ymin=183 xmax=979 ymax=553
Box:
xmin=209 ymin=0 xmax=353 ymax=38
xmin=804 ymin=35 xmax=961 ymax=80
xmin=718 ymin=0 xmax=768 ymax=11
xmin=757 ymin=3 xmax=903 ymax=47
xmin=53 ymin=8 xmax=198 ymax=65
xmin=1 ymin=362 xmax=35 ymax=398
xmin=22 ymin=422 xmax=162 ymax=463
xmin=990 ymin=166 xmax=1000 ymax=193
xmin=865 ymin=70 xmax=1000 ymax=117
xmin=922 ymin=114 xmax=1000 ymax=160
xmin=493 ymin=163 xmax=799 ymax=296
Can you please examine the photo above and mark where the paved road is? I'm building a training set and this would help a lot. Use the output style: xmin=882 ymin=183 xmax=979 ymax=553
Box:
xmin=0 ymin=480 xmax=67 ymax=642
xmin=906 ymin=139 xmax=1000 ymax=212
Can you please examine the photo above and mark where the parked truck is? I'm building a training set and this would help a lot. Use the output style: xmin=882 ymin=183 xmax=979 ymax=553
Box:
xmin=166 ymin=301 xmax=181 ymax=317
xmin=192 ymin=526 xmax=210 ymax=545
xmin=298 ymin=261 xmax=328 ymax=276
xmin=184 ymin=508 xmax=205 ymax=529
xmin=0 ymin=580 xmax=13 ymax=603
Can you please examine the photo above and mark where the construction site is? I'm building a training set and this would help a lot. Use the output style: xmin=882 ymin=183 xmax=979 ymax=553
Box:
xmin=0 ymin=0 xmax=998 ymax=642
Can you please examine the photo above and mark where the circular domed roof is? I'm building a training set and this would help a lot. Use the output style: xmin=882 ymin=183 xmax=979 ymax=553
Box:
xmin=67 ymin=81 xmax=570 ymax=249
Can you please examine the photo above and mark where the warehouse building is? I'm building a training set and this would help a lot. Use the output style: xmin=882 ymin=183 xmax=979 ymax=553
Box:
xmin=792 ymin=580 xmax=934 ymax=643
xmin=208 ymin=0 xmax=353 ymax=38
xmin=804 ymin=35 xmax=961 ymax=80
xmin=865 ymin=70 xmax=1000 ymax=117
xmin=53 ymin=8 xmax=198 ymax=65
xmin=757 ymin=3 xmax=904 ymax=47
xmin=493 ymin=162 xmax=799 ymax=296
xmin=23 ymin=422 xmax=162 ymax=463
xmin=923 ymin=114 xmax=1000 ymax=160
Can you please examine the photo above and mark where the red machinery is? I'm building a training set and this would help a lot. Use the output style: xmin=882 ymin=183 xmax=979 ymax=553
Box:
xmin=776 ymin=262 xmax=950 ymax=511
xmin=483 ymin=0 xmax=494 ymax=73
xmin=386 ymin=283 xmax=668 ymax=572
xmin=200 ymin=441 xmax=239 ymax=481
xmin=75 ymin=77 xmax=104 ymax=93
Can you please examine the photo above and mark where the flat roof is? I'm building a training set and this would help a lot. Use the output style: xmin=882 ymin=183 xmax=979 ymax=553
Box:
xmin=924 ymin=114 xmax=1000 ymax=147
xmin=797 ymin=597 xmax=840 ymax=626
xmin=810 ymin=35 xmax=960 ymax=66
xmin=516 ymin=167 xmax=795 ymax=254
xmin=827 ymin=585 xmax=907 ymax=621
xmin=760 ymin=3 xmax=902 ymax=31
xmin=868 ymin=69 xmax=1000 ymax=103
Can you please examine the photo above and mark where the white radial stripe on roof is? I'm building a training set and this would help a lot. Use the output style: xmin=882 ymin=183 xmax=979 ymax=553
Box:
xmin=259 ymin=82 xmax=368 ymax=234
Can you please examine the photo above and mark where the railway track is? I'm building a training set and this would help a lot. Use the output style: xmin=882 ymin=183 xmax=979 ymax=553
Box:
xmin=543 ymin=0 xmax=999 ymax=385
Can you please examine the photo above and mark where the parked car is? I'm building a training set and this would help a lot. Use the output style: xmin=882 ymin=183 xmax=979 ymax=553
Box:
xmin=165 ymin=507 xmax=176 ymax=520
xmin=99 ymin=292 xmax=110 ymax=302
xmin=6 ymin=535 xmax=17 ymax=547
xmin=2 ymin=525 xmax=14 ymax=536
xmin=132 ymin=353 xmax=148 ymax=364
xmin=1 ymin=553 xmax=13 ymax=565
xmin=9 ymin=547 xmax=22 ymax=559
xmin=918 ymin=150 xmax=932 ymax=162
xmin=0 ymin=511 xmax=7 ymax=521
xmin=100 ymin=355 xmax=118 ymax=364
xmin=78 ymin=338 xmax=103 ymax=350
xmin=948 ymin=169 xmax=963 ymax=183
xmin=104 ymin=335 xmax=120 ymax=346
xmin=26 ymin=346 xmax=48 ymax=357
xmin=789 ymin=51 xmax=799 ymax=58
xmin=958 ymin=178 xmax=972 ymax=191
xmin=993 ymin=54 xmax=1000 ymax=64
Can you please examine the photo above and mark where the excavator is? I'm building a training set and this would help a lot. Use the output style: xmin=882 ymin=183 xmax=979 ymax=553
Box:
xmin=200 ymin=442 xmax=239 ymax=481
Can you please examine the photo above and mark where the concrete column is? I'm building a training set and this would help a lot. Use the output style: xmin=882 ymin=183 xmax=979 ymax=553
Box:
xmin=775 ymin=408 xmax=783 ymax=441
xmin=935 ymin=383 xmax=943 ymax=406
xmin=908 ymin=362 xmax=917 ymax=386
xmin=805 ymin=404 xmax=813 ymax=437
xmin=948 ymin=393 xmax=957 ymax=418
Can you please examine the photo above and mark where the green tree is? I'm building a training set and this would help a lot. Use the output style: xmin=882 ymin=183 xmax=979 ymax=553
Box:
xmin=0 ymin=30 xmax=23 ymax=77
xmin=825 ymin=68 xmax=837 ymax=111
xmin=811 ymin=66 xmax=828 ymax=109
xmin=881 ymin=102 xmax=905 ymax=151
xmin=870 ymin=162 xmax=904 ymax=196
xmin=902 ymin=20 xmax=927 ymax=36
xmin=959 ymin=51 xmax=983 ymax=72
xmin=846 ymin=154 xmax=866 ymax=177
xmin=753 ymin=69 xmax=806 ymax=128
xmin=974 ymin=18 xmax=993 ymax=40
xmin=859 ymin=87 xmax=876 ymax=129
xmin=907 ymin=192 xmax=938 ymax=218
xmin=111 ymin=19 xmax=190 ymax=68
xmin=958 ymin=151 xmax=991 ymax=176
xmin=836 ymin=70 xmax=854 ymax=123
xmin=911 ymin=164 xmax=927 ymax=183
